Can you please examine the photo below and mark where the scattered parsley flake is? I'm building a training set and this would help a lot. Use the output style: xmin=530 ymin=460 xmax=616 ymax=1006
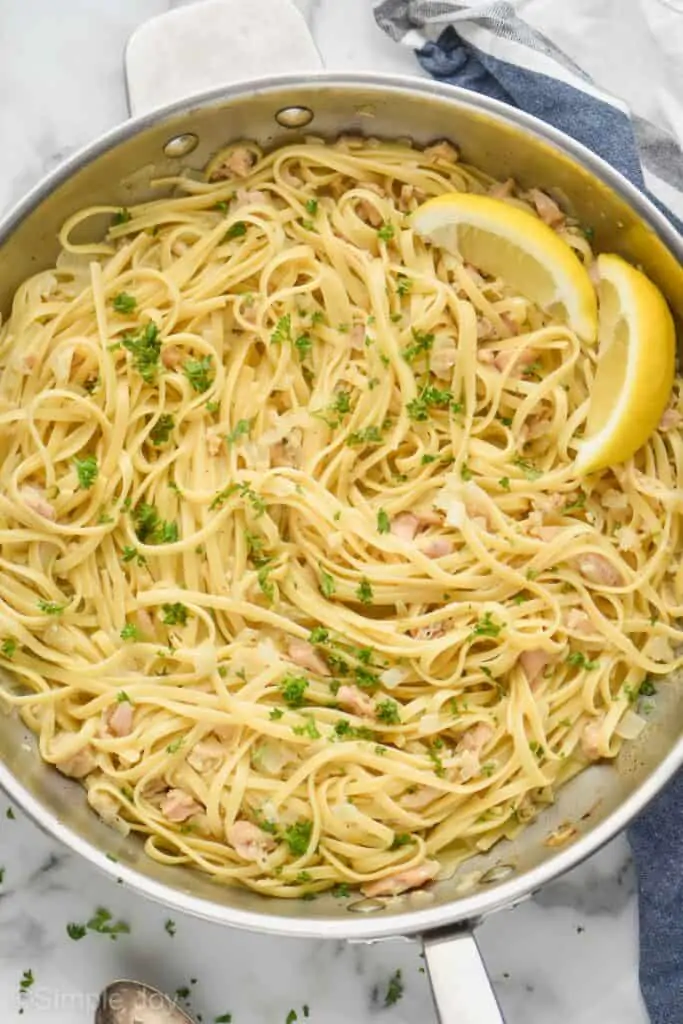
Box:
xmin=112 ymin=292 xmax=136 ymax=314
xmin=384 ymin=969 xmax=404 ymax=1007
xmin=161 ymin=602 xmax=189 ymax=627
xmin=150 ymin=413 xmax=175 ymax=445
xmin=269 ymin=707 xmax=284 ymax=721
xmin=294 ymin=333 xmax=312 ymax=357
xmin=375 ymin=699 xmax=401 ymax=724
xmin=120 ymin=623 xmax=139 ymax=642
xmin=37 ymin=600 xmax=65 ymax=615
xmin=470 ymin=612 xmax=502 ymax=639
xmin=377 ymin=508 xmax=390 ymax=534
xmin=224 ymin=220 xmax=247 ymax=239
xmin=356 ymin=578 xmax=373 ymax=605
xmin=183 ymin=355 xmax=214 ymax=393
xmin=165 ymin=919 xmax=176 ymax=937
xmin=67 ymin=923 xmax=87 ymax=941
xmin=499 ymin=477 xmax=511 ymax=491
xmin=280 ymin=675 xmax=308 ymax=708
xmin=639 ymin=678 xmax=657 ymax=697
xmin=74 ymin=454 xmax=99 ymax=490
xmin=112 ymin=208 xmax=131 ymax=226
xmin=226 ymin=418 xmax=251 ymax=446
xmin=271 ymin=314 xmax=292 ymax=344
xmin=305 ymin=198 xmax=318 ymax=216
xmin=86 ymin=906 xmax=130 ymax=939
xmin=319 ymin=566 xmax=336 ymax=598
xmin=1 ymin=638 xmax=16 ymax=659
xmin=377 ymin=222 xmax=395 ymax=242
xmin=567 ymin=650 xmax=599 ymax=670
xmin=20 ymin=969 xmax=34 ymax=992
xmin=513 ymin=456 xmax=542 ymax=481
xmin=396 ymin=275 xmax=412 ymax=296
xmin=121 ymin=322 xmax=161 ymax=384
xmin=257 ymin=563 xmax=275 ymax=602
xmin=292 ymin=715 xmax=321 ymax=740
xmin=283 ymin=819 xmax=312 ymax=856
xmin=346 ymin=425 xmax=383 ymax=447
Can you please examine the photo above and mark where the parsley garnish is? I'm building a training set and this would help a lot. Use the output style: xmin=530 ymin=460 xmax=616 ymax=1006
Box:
xmin=120 ymin=623 xmax=139 ymax=641
xmin=112 ymin=292 xmax=136 ymax=314
xmin=513 ymin=457 xmax=542 ymax=481
xmin=470 ymin=612 xmax=502 ymax=638
xmin=384 ymin=969 xmax=404 ymax=1007
xmin=161 ymin=603 xmax=189 ymax=627
xmin=292 ymin=715 xmax=321 ymax=740
xmin=356 ymin=578 xmax=373 ymax=605
xmin=280 ymin=675 xmax=308 ymax=708
xmin=0 ymin=638 xmax=16 ymax=659
xmin=226 ymin=418 xmax=251 ymax=445
xmin=346 ymin=425 xmax=383 ymax=447
xmin=121 ymin=322 xmax=161 ymax=384
xmin=377 ymin=508 xmax=390 ymax=534
xmin=283 ymin=819 xmax=312 ymax=856
xmin=407 ymin=384 xmax=453 ymax=421
xmin=67 ymin=923 xmax=87 ymax=941
xmin=37 ymin=600 xmax=64 ymax=615
xmin=74 ymin=454 xmax=99 ymax=490
xmin=121 ymin=545 xmax=146 ymax=566
xmin=269 ymin=708 xmax=284 ymax=721
xmin=377 ymin=222 xmax=395 ymax=242
xmin=390 ymin=833 xmax=412 ymax=849
xmin=305 ymin=198 xmax=318 ymax=216
xmin=117 ymin=691 xmax=131 ymax=703
xmin=165 ymin=919 xmax=176 ymax=937
xmin=150 ymin=413 xmax=174 ymax=445
xmin=224 ymin=220 xmax=247 ymax=239
xmin=403 ymin=328 xmax=434 ymax=362
xmin=215 ymin=1015 xmax=233 ymax=1024
xmin=319 ymin=567 xmax=336 ymax=598
xmin=375 ymin=699 xmax=401 ymax=724
xmin=563 ymin=492 xmax=587 ymax=513
xmin=20 ymin=969 xmax=34 ymax=992
xmin=111 ymin=208 xmax=131 ymax=226
xmin=271 ymin=314 xmax=292 ymax=344
xmin=86 ymin=906 xmax=130 ymax=939
xmin=567 ymin=650 xmax=599 ymax=670
xmin=499 ymin=477 xmax=511 ymax=491
xmin=257 ymin=563 xmax=275 ymax=601
xmin=396 ymin=275 xmax=412 ymax=296
xmin=133 ymin=502 xmax=178 ymax=544
xmin=183 ymin=355 xmax=214 ymax=393
xmin=639 ymin=678 xmax=657 ymax=697
xmin=166 ymin=738 xmax=183 ymax=754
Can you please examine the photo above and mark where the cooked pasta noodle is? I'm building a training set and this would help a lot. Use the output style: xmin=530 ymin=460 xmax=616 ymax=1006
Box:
xmin=0 ymin=136 xmax=682 ymax=899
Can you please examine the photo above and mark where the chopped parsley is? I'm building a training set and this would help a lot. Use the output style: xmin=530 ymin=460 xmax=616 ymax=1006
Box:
xmin=460 ymin=462 xmax=473 ymax=482
xmin=283 ymin=819 xmax=313 ymax=856
xmin=377 ymin=508 xmax=390 ymax=534
xmin=292 ymin=715 xmax=321 ymax=740
xmin=286 ymin=1012 xmax=298 ymax=1024
xmin=567 ymin=650 xmax=599 ymax=670
xmin=166 ymin=738 xmax=183 ymax=754
xmin=384 ymin=969 xmax=404 ymax=1007
xmin=66 ymin=923 xmax=87 ymax=940
xmin=257 ymin=563 xmax=275 ymax=601
xmin=74 ymin=454 xmax=99 ymax=490
xmin=226 ymin=418 xmax=251 ymax=445
xmin=390 ymin=833 xmax=412 ymax=849
xmin=164 ymin=919 xmax=176 ymax=937
xmin=121 ymin=321 xmax=161 ymax=384
xmin=346 ymin=425 xmax=384 ymax=447
xmin=513 ymin=456 xmax=543 ymax=481
xmin=407 ymin=384 xmax=453 ymax=421
xmin=116 ymin=691 xmax=131 ymax=703
xmin=305 ymin=198 xmax=318 ymax=216
xmin=120 ymin=623 xmax=139 ymax=641
xmin=375 ymin=699 xmax=401 ymax=724
xmin=215 ymin=1016 xmax=233 ymax=1024
xmin=111 ymin=208 xmax=131 ymax=226
xmin=0 ymin=638 xmax=16 ymax=659
xmin=377 ymin=222 xmax=395 ymax=242
xmin=333 ymin=719 xmax=374 ymax=741
xmin=428 ymin=738 xmax=446 ymax=777
xmin=85 ymin=906 xmax=130 ymax=939
xmin=356 ymin=578 xmax=373 ymax=605
xmin=319 ymin=567 xmax=336 ymax=598
xmin=150 ymin=413 xmax=175 ymax=445
xmin=183 ymin=355 xmax=214 ymax=393
xmin=396 ymin=275 xmax=412 ymax=296
xmin=563 ymin=492 xmax=587 ymax=513
xmin=309 ymin=627 xmax=330 ymax=645
xmin=161 ymin=602 xmax=189 ymax=627
xmin=271 ymin=314 xmax=292 ymax=344
xmin=112 ymin=292 xmax=137 ymax=314
xmin=20 ymin=969 xmax=34 ymax=992
xmin=121 ymin=545 xmax=146 ymax=566
xmin=224 ymin=220 xmax=247 ymax=239
xmin=294 ymin=333 xmax=312 ymax=357
xmin=37 ymin=600 xmax=64 ymax=615
xmin=470 ymin=612 xmax=502 ymax=638
xmin=403 ymin=328 xmax=434 ymax=362
xmin=280 ymin=675 xmax=309 ymax=708
xmin=639 ymin=678 xmax=657 ymax=697
xmin=269 ymin=707 xmax=284 ymax=721
xmin=332 ymin=882 xmax=351 ymax=897
xmin=133 ymin=502 xmax=178 ymax=544
xmin=499 ymin=477 xmax=511 ymax=491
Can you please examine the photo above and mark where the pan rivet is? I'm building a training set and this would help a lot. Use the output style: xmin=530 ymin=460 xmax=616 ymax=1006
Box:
xmin=163 ymin=133 xmax=199 ymax=158
xmin=275 ymin=106 xmax=314 ymax=129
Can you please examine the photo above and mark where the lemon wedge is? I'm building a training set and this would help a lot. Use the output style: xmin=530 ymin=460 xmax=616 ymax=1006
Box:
xmin=412 ymin=192 xmax=598 ymax=342
xmin=574 ymin=253 xmax=675 ymax=475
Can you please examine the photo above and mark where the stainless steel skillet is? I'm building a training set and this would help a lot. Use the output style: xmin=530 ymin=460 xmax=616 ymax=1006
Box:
xmin=1 ymin=5 xmax=683 ymax=1022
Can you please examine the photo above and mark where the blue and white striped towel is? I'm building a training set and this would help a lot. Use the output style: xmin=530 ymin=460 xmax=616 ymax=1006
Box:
xmin=374 ymin=3 xmax=683 ymax=1021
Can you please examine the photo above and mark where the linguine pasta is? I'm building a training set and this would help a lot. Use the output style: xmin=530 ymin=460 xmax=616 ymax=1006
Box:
xmin=0 ymin=136 xmax=682 ymax=899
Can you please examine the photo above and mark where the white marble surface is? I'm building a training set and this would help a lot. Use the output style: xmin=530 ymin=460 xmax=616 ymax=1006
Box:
xmin=0 ymin=2 xmax=648 ymax=1022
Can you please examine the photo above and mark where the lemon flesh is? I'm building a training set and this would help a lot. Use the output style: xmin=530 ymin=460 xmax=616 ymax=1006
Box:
xmin=575 ymin=254 xmax=675 ymax=475
xmin=412 ymin=193 xmax=598 ymax=343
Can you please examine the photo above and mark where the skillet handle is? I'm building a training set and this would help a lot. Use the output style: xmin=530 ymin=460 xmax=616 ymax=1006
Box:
xmin=125 ymin=0 xmax=323 ymax=117
xmin=422 ymin=926 xmax=505 ymax=1024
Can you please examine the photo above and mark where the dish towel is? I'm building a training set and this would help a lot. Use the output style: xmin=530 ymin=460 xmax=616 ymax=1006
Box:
xmin=373 ymin=3 xmax=683 ymax=1021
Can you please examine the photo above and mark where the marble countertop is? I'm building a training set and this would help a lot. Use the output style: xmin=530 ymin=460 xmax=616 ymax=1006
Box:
xmin=0 ymin=2 xmax=648 ymax=1022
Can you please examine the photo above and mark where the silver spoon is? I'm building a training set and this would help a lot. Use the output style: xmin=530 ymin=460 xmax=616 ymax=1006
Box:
xmin=95 ymin=981 xmax=195 ymax=1024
